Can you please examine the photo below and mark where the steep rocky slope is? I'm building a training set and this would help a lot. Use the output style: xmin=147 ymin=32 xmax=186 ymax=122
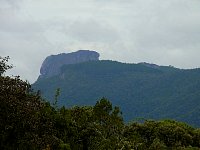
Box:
xmin=39 ymin=50 xmax=99 ymax=78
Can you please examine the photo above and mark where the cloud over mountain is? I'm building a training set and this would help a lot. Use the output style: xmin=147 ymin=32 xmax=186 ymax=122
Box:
xmin=1 ymin=0 xmax=200 ymax=83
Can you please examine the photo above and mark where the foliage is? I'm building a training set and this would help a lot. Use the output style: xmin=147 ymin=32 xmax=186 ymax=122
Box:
xmin=32 ymin=60 xmax=200 ymax=127
xmin=1 ymin=57 xmax=200 ymax=149
xmin=0 ymin=56 xmax=13 ymax=75
xmin=0 ymin=57 xmax=59 ymax=149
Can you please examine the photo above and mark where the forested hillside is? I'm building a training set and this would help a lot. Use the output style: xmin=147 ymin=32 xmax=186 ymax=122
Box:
xmin=33 ymin=60 xmax=200 ymax=127
xmin=1 ymin=56 xmax=200 ymax=149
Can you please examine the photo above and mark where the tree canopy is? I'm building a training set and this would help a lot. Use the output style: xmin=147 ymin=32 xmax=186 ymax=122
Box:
xmin=32 ymin=60 xmax=200 ymax=127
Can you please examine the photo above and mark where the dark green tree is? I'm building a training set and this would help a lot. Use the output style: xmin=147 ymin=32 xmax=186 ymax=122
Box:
xmin=0 ymin=56 xmax=59 ymax=149
xmin=0 ymin=56 xmax=12 ymax=75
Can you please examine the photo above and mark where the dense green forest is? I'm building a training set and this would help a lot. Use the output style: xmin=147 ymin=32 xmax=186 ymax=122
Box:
xmin=1 ymin=56 xmax=200 ymax=149
xmin=33 ymin=60 xmax=200 ymax=127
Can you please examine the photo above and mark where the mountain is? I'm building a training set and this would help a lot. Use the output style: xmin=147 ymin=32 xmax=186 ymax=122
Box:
xmin=39 ymin=50 xmax=99 ymax=78
xmin=32 ymin=54 xmax=200 ymax=127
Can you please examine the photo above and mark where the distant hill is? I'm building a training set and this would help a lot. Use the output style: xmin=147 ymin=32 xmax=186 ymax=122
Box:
xmin=32 ymin=57 xmax=200 ymax=127
xmin=39 ymin=50 xmax=99 ymax=79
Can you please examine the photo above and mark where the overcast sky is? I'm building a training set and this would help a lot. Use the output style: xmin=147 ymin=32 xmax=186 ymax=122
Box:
xmin=1 ymin=0 xmax=200 ymax=83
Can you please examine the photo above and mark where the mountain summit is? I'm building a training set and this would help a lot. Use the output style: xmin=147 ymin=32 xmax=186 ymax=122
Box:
xmin=33 ymin=51 xmax=200 ymax=127
xmin=39 ymin=50 xmax=100 ymax=78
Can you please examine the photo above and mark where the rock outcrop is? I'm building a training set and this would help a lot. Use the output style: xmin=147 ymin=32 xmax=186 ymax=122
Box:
xmin=39 ymin=50 xmax=100 ymax=78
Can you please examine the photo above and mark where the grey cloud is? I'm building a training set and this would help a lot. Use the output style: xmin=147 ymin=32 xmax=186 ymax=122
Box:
xmin=121 ymin=0 xmax=200 ymax=67
xmin=0 ymin=0 xmax=24 ymax=10
xmin=1 ymin=0 xmax=200 ymax=82
xmin=67 ymin=19 xmax=121 ymax=43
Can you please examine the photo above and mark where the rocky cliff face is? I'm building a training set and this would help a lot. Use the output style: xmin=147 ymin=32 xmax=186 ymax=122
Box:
xmin=39 ymin=50 xmax=100 ymax=78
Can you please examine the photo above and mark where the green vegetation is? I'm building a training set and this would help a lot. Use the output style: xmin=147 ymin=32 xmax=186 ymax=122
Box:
xmin=1 ymin=57 xmax=200 ymax=149
xmin=33 ymin=60 xmax=200 ymax=127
